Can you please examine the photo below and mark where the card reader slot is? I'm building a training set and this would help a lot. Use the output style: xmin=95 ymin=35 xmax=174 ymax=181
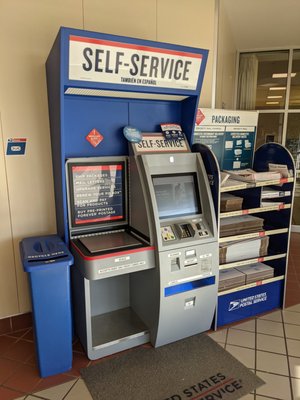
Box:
xmin=170 ymin=257 xmax=180 ymax=272
xmin=174 ymin=223 xmax=195 ymax=239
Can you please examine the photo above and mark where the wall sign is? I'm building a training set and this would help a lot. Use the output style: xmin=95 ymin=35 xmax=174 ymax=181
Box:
xmin=193 ymin=109 xmax=259 ymax=170
xmin=6 ymin=138 xmax=27 ymax=155
xmin=69 ymin=35 xmax=202 ymax=90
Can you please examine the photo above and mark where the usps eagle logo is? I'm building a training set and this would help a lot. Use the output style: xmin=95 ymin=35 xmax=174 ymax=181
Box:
xmin=228 ymin=300 xmax=241 ymax=311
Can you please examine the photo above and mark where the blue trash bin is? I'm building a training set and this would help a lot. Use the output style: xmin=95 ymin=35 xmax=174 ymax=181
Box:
xmin=20 ymin=235 xmax=74 ymax=377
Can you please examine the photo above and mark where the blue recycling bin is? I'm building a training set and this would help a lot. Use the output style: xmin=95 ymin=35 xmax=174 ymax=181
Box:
xmin=20 ymin=235 xmax=74 ymax=377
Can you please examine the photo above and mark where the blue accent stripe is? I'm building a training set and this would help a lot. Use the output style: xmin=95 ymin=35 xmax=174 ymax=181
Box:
xmin=164 ymin=276 xmax=216 ymax=297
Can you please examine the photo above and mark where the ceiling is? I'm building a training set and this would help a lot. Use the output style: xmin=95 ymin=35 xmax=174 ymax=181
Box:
xmin=222 ymin=0 xmax=300 ymax=51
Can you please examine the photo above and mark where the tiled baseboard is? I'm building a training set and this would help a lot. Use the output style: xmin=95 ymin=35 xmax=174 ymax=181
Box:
xmin=0 ymin=312 xmax=32 ymax=335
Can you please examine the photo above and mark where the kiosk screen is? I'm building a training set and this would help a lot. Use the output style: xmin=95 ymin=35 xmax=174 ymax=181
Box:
xmin=152 ymin=173 xmax=201 ymax=219
xmin=68 ymin=161 xmax=126 ymax=227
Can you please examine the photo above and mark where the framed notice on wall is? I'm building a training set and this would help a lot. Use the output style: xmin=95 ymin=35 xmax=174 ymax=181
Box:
xmin=193 ymin=109 xmax=259 ymax=170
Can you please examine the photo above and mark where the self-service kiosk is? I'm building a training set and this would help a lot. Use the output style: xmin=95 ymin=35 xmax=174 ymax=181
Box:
xmin=129 ymin=138 xmax=219 ymax=346
xmin=46 ymin=27 xmax=214 ymax=359
xmin=65 ymin=157 xmax=155 ymax=359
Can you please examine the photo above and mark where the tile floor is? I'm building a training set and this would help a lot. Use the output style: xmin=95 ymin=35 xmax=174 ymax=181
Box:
xmin=0 ymin=233 xmax=299 ymax=400
xmin=208 ymin=305 xmax=300 ymax=400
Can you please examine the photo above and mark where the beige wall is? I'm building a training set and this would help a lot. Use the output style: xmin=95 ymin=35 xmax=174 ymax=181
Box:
xmin=0 ymin=0 xmax=217 ymax=318
xmin=215 ymin=0 xmax=237 ymax=109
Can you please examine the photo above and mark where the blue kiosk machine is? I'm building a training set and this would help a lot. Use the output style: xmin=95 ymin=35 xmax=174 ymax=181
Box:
xmin=46 ymin=27 xmax=218 ymax=359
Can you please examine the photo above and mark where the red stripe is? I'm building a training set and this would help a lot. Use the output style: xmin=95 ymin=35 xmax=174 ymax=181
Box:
xmin=71 ymin=241 xmax=155 ymax=260
xmin=75 ymin=215 xmax=123 ymax=224
xmin=72 ymin=165 xmax=122 ymax=172
xmin=10 ymin=138 xmax=27 ymax=142
xmin=70 ymin=35 xmax=202 ymax=59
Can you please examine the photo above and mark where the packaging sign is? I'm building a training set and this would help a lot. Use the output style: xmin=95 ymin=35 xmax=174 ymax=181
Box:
xmin=193 ymin=109 xmax=258 ymax=170
xmin=6 ymin=138 xmax=27 ymax=155
xmin=132 ymin=133 xmax=189 ymax=154
xmin=69 ymin=35 xmax=202 ymax=90
xmin=71 ymin=164 xmax=124 ymax=225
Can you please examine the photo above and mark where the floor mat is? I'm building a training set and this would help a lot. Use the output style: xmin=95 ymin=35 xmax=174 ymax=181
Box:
xmin=81 ymin=333 xmax=264 ymax=400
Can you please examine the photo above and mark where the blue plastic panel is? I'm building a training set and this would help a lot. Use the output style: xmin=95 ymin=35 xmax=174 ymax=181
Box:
xmin=217 ymin=280 xmax=283 ymax=327
xmin=129 ymin=100 xmax=182 ymax=132
xmin=164 ymin=276 xmax=215 ymax=297
xmin=64 ymin=96 xmax=129 ymax=157
xmin=192 ymin=143 xmax=220 ymax=218
xmin=254 ymin=142 xmax=295 ymax=172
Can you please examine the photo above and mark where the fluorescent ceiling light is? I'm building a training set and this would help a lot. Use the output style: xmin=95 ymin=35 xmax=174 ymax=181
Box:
xmin=266 ymin=101 xmax=279 ymax=105
xmin=269 ymin=87 xmax=286 ymax=91
xmin=267 ymin=95 xmax=282 ymax=99
xmin=272 ymin=72 xmax=296 ymax=78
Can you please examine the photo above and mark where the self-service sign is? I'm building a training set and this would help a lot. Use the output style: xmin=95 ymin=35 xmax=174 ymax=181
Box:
xmin=132 ymin=133 xmax=189 ymax=154
xmin=6 ymin=138 xmax=27 ymax=155
xmin=69 ymin=35 xmax=202 ymax=90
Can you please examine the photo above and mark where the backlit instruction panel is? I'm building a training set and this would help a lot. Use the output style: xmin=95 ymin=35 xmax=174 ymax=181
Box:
xmin=70 ymin=164 xmax=124 ymax=225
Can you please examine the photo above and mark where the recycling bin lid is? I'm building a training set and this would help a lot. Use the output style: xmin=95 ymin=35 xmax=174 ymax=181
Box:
xmin=20 ymin=234 xmax=74 ymax=272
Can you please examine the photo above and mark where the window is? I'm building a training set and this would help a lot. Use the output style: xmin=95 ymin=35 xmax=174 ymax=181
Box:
xmin=237 ymin=49 xmax=300 ymax=228
xmin=237 ymin=51 xmax=289 ymax=110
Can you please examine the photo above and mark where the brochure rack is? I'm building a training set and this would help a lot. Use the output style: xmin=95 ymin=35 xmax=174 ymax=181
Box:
xmin=192 ymin=142 xmax=295 ymax=328
xmin=46 ymin=27 xmax=209 ymax=358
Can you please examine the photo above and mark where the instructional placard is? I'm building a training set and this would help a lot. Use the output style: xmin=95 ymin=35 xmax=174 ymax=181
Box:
xmin=70 ymin=164 xmax=124 ymax=225
xmin=193 ymin=109 xmax=258 ymax=170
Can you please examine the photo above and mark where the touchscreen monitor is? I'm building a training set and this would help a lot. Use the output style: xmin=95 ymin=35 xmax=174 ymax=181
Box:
xmin=152 ymin=173 xmax=201 ymax=219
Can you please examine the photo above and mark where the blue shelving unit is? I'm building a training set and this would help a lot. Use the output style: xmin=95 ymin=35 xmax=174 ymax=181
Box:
xmin=193 ymin=142 xmax=295 ymax=328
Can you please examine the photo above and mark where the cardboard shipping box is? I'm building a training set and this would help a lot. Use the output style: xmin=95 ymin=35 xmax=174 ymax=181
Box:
xmin=219 ymin=236 xmax=269 ymax=264
xmin=236 ymin=262 xmax=274 ymax=284
xmin=220 ymin=193 xmax=244 ymax=212
xmin=220 ymin=215 xmax=264 ymax=238
xmin=219 ymin=268 xmax=246 ymax=292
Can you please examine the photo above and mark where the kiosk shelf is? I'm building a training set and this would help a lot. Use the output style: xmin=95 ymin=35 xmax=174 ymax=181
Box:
xmin=219 ymin=253 xmax=287 ymax=270
xmin=218 ymin=275 xmax=284 ymax=296
xmin=91 ymin=307 xmax=149 ymax=349
xmin=219 ymin=228 xmax=289 ymax=243
xmin=220 ymin=204 xmax=291 ymax=218
xmin=221 ymin=177 xmax=294 ymax=193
